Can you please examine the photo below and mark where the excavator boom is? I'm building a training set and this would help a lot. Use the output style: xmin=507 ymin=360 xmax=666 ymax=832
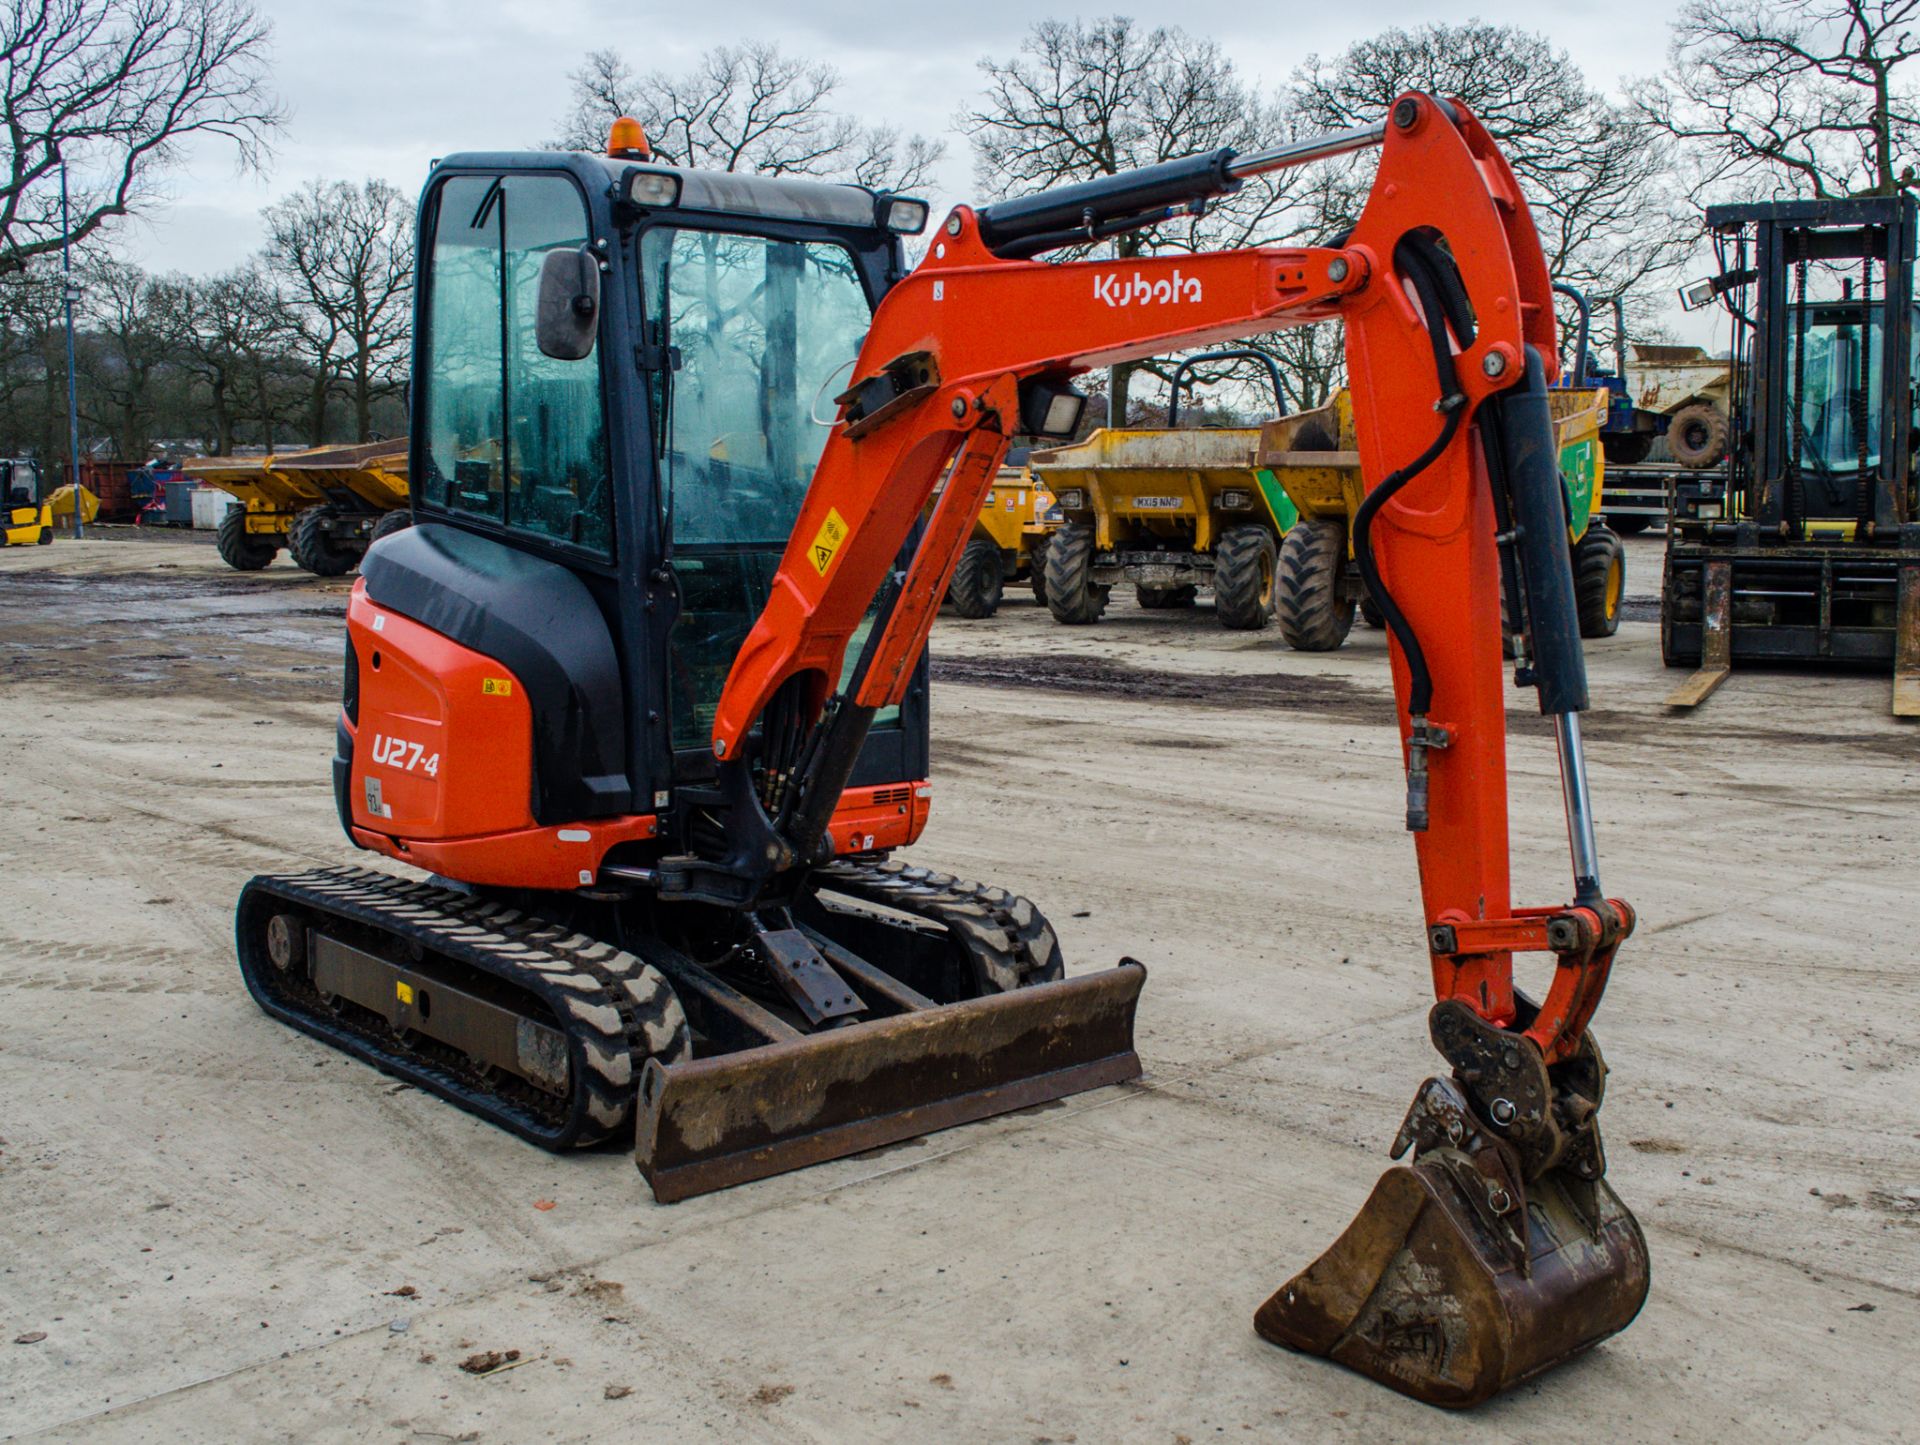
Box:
xmin=691 ymin=92 xmax=1645 ymax=1407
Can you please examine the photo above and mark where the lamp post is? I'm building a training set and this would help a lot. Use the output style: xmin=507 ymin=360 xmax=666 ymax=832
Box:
xmin=59 ymin=152 xmax=82 ymax=540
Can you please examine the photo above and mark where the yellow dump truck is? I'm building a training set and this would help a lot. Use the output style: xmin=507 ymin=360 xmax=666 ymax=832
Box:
xmin=1257 ymin=384 xmax=1622 ymax=648
xmin=945 ymin=460 xmax=1059 ymax=617
xmin=186 ymin=439 xmax=411 ymax=575
xmin=1028 ymin=352 xmax=1296 ymax=629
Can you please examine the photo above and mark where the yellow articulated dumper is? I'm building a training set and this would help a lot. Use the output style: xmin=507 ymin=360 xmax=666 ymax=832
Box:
xmin=1029 ymin=351 xmax=1300 ymax=631
xmin=943 ymin=459 xmax=1059 ymax=617
xmin=187 ymin=440 xmax=412 ymax=576
xmin=1258 ymin=382 xmax=1622 ymax=648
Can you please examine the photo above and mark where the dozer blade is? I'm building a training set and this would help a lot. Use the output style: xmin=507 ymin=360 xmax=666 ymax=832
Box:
xmin=636 ymin=960 xmax=1145 ymax=1202
xmin=1255 ymin=1155 xmax=1649 ymax=1408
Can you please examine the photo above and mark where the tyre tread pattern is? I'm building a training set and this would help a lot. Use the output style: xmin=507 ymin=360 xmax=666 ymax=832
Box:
xmin=216 ymin=506 xmax=276 ymax=571
xmin=1214 ymin=524 xmax=1280 ymax=632
xmin=1668 ymin=401 xmax=1728 ymax=471
xmin=1044 ymin=523 xmax=1108 ymax=624
xmin=1026 ymin=536 xmax=1050 ymax=604
xmin=370 ymin=509 xmax=413 ymax=543
xmin=1274 ymin=520 xmax=1354 ymax=648
xmin=288 ymin=505 xmax=358 ymax=577
xmin=1574 ymin=525 xmax=1625 ymax=639
xmin=948 ymin=536 xmax=1004 ymax=618
xmin=1137 ymin=583 xmax=1197 ymax=609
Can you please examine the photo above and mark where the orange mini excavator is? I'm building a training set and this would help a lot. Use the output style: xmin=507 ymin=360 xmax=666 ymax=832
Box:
xmin=236 ymin=94 xmax=1644 ymax=1406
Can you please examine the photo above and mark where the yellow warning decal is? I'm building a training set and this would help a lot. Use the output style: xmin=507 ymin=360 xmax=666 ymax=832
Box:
xmin=808 ymin=507 xmax=849 ymax=576
xmin=481 ymin=677 xmax=513 ymax=697
xmin=395 ymin=981 xmax=415 ymax=1005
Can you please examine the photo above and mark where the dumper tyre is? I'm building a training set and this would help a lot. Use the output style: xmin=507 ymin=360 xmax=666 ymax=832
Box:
xmin=370 ymin=509 xmax=413 ymax=544
xmin=1137 ymin=583 xmax=1197 ymax=609
xmin=1045 ymin=524 xmax=1108 ymax=624
xmin=948 ymin=536 xmax=1004 ymax=619
xmin=1274 ymin=519 xmax=1353 ymax=648
xmin=1359 ymin=589 xmax=1385 ymax=628
xmin=1667 ymin=401 xmax=1728 ymax=470
xmin=1214 ymin=525 xmax=1279 ymax=631
xmin=1574 ymin=524 xmax=1626 ymax=638
xmin=36 ymin=525 xmax=52 ymax=546
xmin=1026 ymin=536 xmax=1050 ymax=605
xmin=216 ymin=505 xmax=278 ymax=571
xmin=288 ymin=505 xmax=359 ymax=578
xmin=1608 ymin=513 xmax=1653 ymax=536
xmin=1602 ymin=432 xmax=1653 ymax=466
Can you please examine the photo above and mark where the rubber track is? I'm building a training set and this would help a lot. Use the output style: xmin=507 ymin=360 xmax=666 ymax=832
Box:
xmin=237 ymin=866 xmax=689 ymax=1150
xmin=814 ymin=857 xmax=1066 ymax=994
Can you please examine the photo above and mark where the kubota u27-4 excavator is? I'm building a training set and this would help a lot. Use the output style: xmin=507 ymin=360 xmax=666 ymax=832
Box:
xmin=236 ymin=95 xmax=1644 ymax=1407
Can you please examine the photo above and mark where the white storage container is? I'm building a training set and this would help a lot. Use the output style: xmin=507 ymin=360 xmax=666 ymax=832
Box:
xmin=190 ymin=486 xmax=238 ymax=529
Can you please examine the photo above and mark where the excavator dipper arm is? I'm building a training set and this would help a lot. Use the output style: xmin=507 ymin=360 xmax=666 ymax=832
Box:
xmin=689 ymin=93 xmax=1647 ymax=1407
xmin=706 ymin=93 xmax=1619 ymax=1065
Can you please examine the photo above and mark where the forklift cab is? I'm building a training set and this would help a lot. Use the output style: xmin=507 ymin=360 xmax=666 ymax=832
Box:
xmin=1 ymin=460 xmax=52 ymax=546
xmin=1780 ymin=297 xmax=1920 ymax=497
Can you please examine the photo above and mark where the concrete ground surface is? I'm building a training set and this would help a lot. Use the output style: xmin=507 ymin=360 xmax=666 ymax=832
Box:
xmin=0 ymin=530 xmax=1913 ymax=1443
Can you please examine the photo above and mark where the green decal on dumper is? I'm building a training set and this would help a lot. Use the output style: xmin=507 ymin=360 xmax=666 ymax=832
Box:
xmin=1254 ymin=469 xmax=1301 ymax=534
xmin=1558 ymin=437 xmax=1597 ymax=539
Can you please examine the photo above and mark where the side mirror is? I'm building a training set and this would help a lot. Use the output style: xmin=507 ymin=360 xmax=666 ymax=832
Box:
xmin=537 ymin=247 xmax=601 ymax=360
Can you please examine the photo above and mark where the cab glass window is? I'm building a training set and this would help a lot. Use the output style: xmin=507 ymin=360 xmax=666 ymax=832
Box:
xmin=422 ymin=173 xmax=611 ymax=554
xmin=640 ymin=227 xmax=890 ymax=749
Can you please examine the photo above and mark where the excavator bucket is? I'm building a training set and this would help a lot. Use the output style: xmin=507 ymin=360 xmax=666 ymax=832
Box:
xmin=1255 ymin=1140 xmax=1649 ymax=1408
xmin=636 ymin=961 xmax=1145 ymax=1201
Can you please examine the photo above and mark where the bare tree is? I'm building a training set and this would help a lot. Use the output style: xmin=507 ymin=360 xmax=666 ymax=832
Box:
xmin=0 ymin=261 xmax=68 ymax=459
xmin=1294 ymin=22 xmax=1692 ymax=364
xmin=157 ymin=263 xmax=297 ymax=452
xmin=966 ymin=17 xmax=1315 ymax=424
xmin=0 ymin=0 xmax=281 ymax=275
xmin=74 ymin=255 xmax=174 ymax=459
xmin=1632 ymin=0 xmax=1920 ymax=200
xmin=548 ymin=43 xmax=942 ymax=192
xmin=263 ymin=178 xmax=413 ymax=444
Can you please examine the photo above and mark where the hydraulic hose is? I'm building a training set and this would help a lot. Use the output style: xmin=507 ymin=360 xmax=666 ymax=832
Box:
xmin=1350 ymin=232 xmax=1472 ymax=722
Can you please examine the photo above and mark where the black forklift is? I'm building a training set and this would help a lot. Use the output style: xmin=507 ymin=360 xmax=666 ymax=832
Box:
xmin=1664 ymin=194 xmax=1920 ymax=713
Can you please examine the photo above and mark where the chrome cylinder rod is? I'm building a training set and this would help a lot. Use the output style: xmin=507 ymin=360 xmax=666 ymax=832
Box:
xmin=1228 ymin=121 xmax=1388 ymax=180
xmin=1227 ymin=100 xmax=1460 ymax=183
xmin=1553 ymin=712 xmax=1604 ymax=907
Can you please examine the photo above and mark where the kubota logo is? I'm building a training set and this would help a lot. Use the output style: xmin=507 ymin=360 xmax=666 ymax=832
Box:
xmin=1093 ymin=269 xmax=1203 ymax=307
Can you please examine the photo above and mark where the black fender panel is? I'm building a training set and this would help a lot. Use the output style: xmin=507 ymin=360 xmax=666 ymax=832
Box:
xmin=361 ymin=522 xmax=631 ymax=823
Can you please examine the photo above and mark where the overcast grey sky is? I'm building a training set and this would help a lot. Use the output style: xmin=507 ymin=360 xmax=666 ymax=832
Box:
xmin=116 ymin=0 xmax=1716 ymax=340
